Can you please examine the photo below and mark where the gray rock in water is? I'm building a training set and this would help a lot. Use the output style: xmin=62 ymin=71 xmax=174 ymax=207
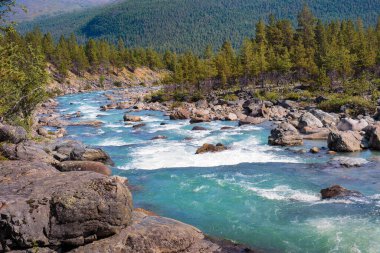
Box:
xmin=321 ymin=185 xmax=363 ymax=199
xmin=0 ymin=124 xmax=27 ymax=144
xmin=327 ymin=131 xmax=363 ymax=152
xmin=268 ymin=122 xmax=303 ymax=146
xmin=330 ymin=157 xmax=369 ymax=167
xmin=123 ymin=115 xmax=142 ymax=122
xmin=0 ymin=160 xmax=133 ymax=251
xmin=192 ymin=126 xmax=208 ymax=131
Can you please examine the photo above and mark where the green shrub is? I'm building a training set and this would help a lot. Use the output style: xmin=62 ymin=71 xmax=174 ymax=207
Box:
xmin=172 ymin=90 xmax=189 ymax=102
xmin=283 ymin=90 xmax=313 ymax=101
xmin=263 ymin=91 xmax=280 ymax=101
xmin=223 ymin=94 xmax=238 ymax=101
xmin=319 ymin=95 xmax=376 ymax=116
xmin=149 ymin=90 xmax=171 ymax=102
xmin=99 ymin=75 xmax=105 ymax=88
xmin=113 ymin=81 xmax=123 ymax=87
xmin=190 ymin=91 xmax=204 ymax=102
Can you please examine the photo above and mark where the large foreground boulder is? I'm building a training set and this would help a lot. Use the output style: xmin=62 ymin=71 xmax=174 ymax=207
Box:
xmin=0 ymin=124 xmax=27 ymax=144
xmin=327 ymin=131 xmax=363 ymax=152
xmin=320 ymin=185 xmax=363 ymax=199
xmin=268 ymin=122 xmax=303 ymax=146
xmin=70 ymin=211 xmax=219 ymax=253
xmin=0 ymin=161 xmax=133 ymax=251
xmin=69 ymin=211 xmax=253 ymax=253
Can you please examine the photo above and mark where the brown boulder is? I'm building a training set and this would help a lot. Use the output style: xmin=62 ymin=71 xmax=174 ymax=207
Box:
xmin=239 ymin=116 xmax=267 ymax=126
xmin=327 ymin=131 xmax=363 ymax=152
xmin=169 ymin=108 xmax=191 ymax=120
xmin=124 ymin=115 xmax=142 ymax=122
xmin=320 ymin=185 xmax=362 ymax=199
xmin=196 ymin=143 xmax=227 ymax=154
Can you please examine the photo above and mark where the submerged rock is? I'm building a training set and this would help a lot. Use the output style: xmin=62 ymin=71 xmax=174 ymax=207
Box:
xmin=268 ymin=122 xmax=303 ymax=146
xmin=196 ymin=143 xmax=227 ymax=154
xmin=320 ymin=185 xmax=363 ymax=199
xmin=221 ymin=126 xmax=235 ymax=130
xmin=133 ymin=123 xmax=146 ymax=129
xmin=151 ymin=135 xmax=168 ymax=140
xmin=192 ymin=126 xmax=208 ymax=131
xmin=330 ymin=157 xmax=369 ymax=167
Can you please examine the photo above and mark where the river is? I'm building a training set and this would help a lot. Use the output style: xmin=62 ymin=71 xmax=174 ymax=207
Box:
xmin=56 ymin=89 xmax=380 ymax=253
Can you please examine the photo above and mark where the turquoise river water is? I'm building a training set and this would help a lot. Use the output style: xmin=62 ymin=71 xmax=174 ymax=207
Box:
xmin=56 ymin=90 xmax=380 ymax=253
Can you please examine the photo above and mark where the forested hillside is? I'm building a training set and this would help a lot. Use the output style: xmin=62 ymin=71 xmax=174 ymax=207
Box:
xmin=11 ymin=0 xmax=117 ymax=21
xmin=18 ymin=0 xmax=380 ymax=53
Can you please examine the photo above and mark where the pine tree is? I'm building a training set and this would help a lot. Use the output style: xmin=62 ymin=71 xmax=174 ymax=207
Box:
xmin=42 ymin=33 xmax=55 ymax=61
xmin=297 ymin=4 xmax=317 ymax=49
xmin=54 ymin=35 xmax=72 ymax=78
xmin=86 ymin=39 xmax=99 ymax=71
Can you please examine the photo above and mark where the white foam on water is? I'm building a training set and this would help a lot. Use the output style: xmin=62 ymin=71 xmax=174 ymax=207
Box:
xmin=306 ymin=216 xmax=380 ymax=253
xmin=97 ymin=137 xmax=129 ymax=147
xmin=193 ymin=185 xmax=209 ymax=192
xmin=119 ymin=134 xmax=300 ymax=170
xmin=105 ymin=123 xmax=123 ymax=128
xmin=146 ymin=123 xmax=185 ymax=133
xmin=245 ymin=185 xmax=321 ymax=202
xmin=78 ymin=104 xmax=107 ymax=119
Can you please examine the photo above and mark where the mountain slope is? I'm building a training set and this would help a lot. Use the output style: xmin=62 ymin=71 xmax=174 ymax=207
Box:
xmin=13 ymin=0 xmax=117 ymax=21
xmin=18 ymin=0 xmax=380 ymax=52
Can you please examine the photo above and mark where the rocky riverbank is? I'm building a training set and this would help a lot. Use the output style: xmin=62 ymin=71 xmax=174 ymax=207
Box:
xmin=0 ymin=88 xmax=256 ymax=252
